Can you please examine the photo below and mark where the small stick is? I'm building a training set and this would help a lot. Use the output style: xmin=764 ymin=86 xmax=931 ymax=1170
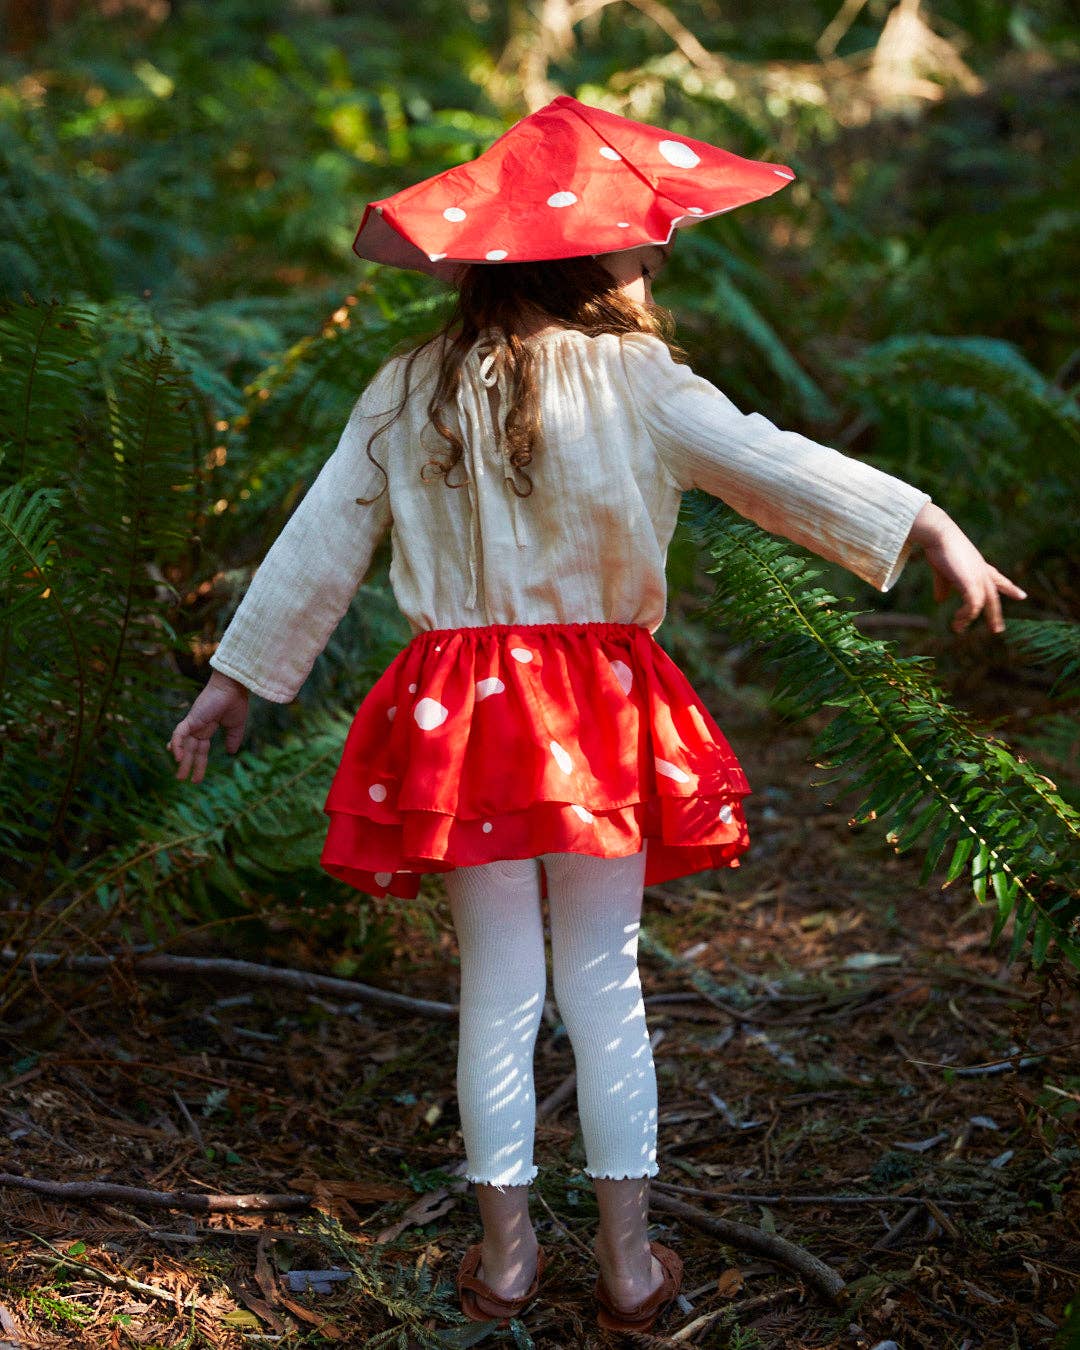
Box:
xmin=872 ymin=1204 xmax=924 ymax=1251
xmin=2 ymin=949 xmax=456 ymax=1020
xmin=652 ymin=1179 xmax=974 ymax=1208
xmin=0 ymin=1173 xmax=311 ymax=1213
xmin=536 ymin=1069 xmax=577 ymax=1121
xmin=649 ymin=1191 xmax=845 ymax=1302
xmin=172 ymin=1091 xmax=204 ymax=1146
xmin=671 ymin=1283 xmax=803 ymax=1342
xmin=19 ymin=1229 xmax=191 ymax=1306
xmin=101 ymin=1226 xmax=306 ymax=1243
xmin=532 ymin=1187 xmax=595 ymax=1266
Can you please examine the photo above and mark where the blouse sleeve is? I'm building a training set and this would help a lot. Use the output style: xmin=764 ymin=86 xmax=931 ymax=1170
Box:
xmin=207 ymin=362 xmax=398 ymax=702
xmin=619 ymin=333 xmax=930 ymax=592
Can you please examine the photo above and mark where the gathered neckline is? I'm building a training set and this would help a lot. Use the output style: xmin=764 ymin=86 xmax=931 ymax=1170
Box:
xmin=522 ymin=325 xmax=588 ymax=344
xmin=476 ymin=324 xmax=590 ymax=348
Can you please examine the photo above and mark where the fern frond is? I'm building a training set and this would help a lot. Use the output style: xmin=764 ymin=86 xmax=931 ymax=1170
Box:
xmin=842 ymin=334 xmax=1080 ymax=478
xmin=0 ymin=113 xmax=116 ymax=302
xmin=687 ymin=495 xmax=1080 ymax=972
xmin=15 ymin=701 xmax=358 ymax=963
xmin=672 ymin=234 xmax=834 ymax=422
xmin=0 ymin=300 xmax=211 ymax=913
xmin=1007 ymin=618 xmax=1080 ymax=697
xmin=0 ymin=296 xmax=99 ymax=486
xmin=213 ymin=290 xmax=452 ymax=548
xmin=0 ymin=478 xmax=96 ymax=874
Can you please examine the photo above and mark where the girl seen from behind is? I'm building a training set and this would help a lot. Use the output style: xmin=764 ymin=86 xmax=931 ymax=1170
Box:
xmin=168 ymin=96 xmax=1024 ymax=1333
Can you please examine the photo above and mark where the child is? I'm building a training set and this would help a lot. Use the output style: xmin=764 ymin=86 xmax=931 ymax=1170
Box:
xmin=167 ymin=97 xmax=1024 ymax=1332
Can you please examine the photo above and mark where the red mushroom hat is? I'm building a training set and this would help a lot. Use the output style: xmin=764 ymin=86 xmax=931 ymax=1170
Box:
xmin=352 ymin=94 xmax=795 ymax=280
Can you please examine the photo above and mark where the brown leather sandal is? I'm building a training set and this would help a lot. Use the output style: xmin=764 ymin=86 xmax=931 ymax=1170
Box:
xmin=594 ymin=1241 xmax=683 ymax=1333
xmin=456 ymin=1243 xmax=546 ymax=1326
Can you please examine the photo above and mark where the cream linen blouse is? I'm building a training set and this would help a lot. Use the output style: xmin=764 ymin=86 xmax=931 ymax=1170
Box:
xmin=208 ymin=329 xmax=930 ymax=704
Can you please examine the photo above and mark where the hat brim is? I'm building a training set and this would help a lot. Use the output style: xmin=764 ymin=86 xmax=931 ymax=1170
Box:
xmin=353 ymin=200 xmax=768 ymax=282
xmin=352 ymin=95 xmax=796 ymax=280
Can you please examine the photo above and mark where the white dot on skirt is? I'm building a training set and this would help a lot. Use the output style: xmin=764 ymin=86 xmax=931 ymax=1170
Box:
xmin=482 ymin=821 xmax=493 ymax=833
xmin=510 ymin=647 xmax=533 ymax=663
xmin=408 ymin=682 xmax=417 ymax=693
xmin=599 ymin=146 xmax=622 ymax=160
xmin=374 ymin=871 xmax=393 ymax=886
xmin=656 ymin=757 xmax=690 ymax=784
xmin=547 ymin=191 xmax=577 ymax=208
xmin=475 ymin=676 xmax=506 ymax=700
xmin=486 ymin=249 xmax=508 ymax=261
xmin=686 ymin=206 xmax=704 ymax=214
xmin=387 ymin=705 xmax=397 ymax=721
xmin=616 ymin=221 xmax=630 ymax=228
xmin=571 ymin=804 xmax=594 ymax=823
xmin=414 ymin=697 xmax=449 ymax=730
xmin=550 ymin=741 xmax=573 ymax=774
xmin=719 ymin=804 xmax=734 ymax=823
xmin=368 ymin=783 xmax=388 ymax=803
xmin=443 ymin=206 xmax=466 ymax=222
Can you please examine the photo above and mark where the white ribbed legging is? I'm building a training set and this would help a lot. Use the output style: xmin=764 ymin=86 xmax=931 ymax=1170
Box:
xmin=445 ymin=850 xmax=658 ymax=1189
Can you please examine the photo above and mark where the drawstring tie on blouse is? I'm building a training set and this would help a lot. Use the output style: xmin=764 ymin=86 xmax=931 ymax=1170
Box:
xmin=456 ymin=336 xmax=529 ymax=610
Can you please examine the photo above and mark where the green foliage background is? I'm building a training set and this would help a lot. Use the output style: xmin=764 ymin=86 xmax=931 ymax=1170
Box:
xmin=1 ymin=0 xmax=1077 ymax=993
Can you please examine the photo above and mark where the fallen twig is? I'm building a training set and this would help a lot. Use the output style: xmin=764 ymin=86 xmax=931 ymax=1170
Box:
xmin=904 ymin=1047 xmax=1052 ymax=1075
xmin=872 ymin=1204 xmax=925 ymax=1251
xmin=172 ymin=1089 xmax=204 ymax=1146
xmin=0 ymin=1173 xmax=311 ymax=1213
xmin=103 ymin=1226 xmax=307 ymax=1243
xmin=652 ymin=1179 xmax=973 ymax=1208
xmin=648 ymin=1191 xmax=845 ymax=1302
xmin=536 ymin=1069 xmax=576 ymax=1120
xmin=19 ymin=1229 xmax=191 ymax=1306
xmin=670 ymin=1283 xmax=803 ymax=1341
xmin=1 ymin=949 xmax=456 ymax=1019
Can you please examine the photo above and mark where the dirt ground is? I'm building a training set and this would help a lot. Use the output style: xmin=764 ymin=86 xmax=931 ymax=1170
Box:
xmin=1 ymin=713 xmax=1077 ymax=1350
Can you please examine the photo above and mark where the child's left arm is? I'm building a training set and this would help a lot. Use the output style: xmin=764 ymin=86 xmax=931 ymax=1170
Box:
xmin=619 ymin=335 xmax=1028 ymax=629
xmin=906 ymin=501 xmax=1026 ymax=634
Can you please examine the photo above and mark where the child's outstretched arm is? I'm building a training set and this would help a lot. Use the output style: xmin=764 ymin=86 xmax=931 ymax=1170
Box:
xmin=907 ymin=502 xmax=1026 ymax=634
xmin=620 ymin=334 xmax=1026 ymax=621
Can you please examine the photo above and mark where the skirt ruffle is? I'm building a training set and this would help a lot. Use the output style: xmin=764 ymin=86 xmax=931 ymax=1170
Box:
xmin=321 ymin=622 xmax=751 ymax=899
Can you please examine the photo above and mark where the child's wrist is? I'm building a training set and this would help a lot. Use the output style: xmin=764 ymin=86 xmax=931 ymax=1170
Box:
xmin=907 ymin=502 xmax=953 ymax=550
xmin=208 ymin=668 xmax=250 ymax=697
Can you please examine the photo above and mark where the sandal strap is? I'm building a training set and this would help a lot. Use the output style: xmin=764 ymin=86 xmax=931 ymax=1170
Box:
xmin=457 ymin=1244 xmax=546 ymax=1315
xmin=595 ymin=1242 xmax=683 ymax=1325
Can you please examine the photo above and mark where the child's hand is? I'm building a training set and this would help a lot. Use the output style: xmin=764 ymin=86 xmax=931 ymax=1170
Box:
xmin=167 ymin=671 xmax=250 ymax=784
xmin=909 ymin=503 xmax=1026 ymax=635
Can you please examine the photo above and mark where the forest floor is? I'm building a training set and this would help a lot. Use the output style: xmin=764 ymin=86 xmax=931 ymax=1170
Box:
xmin=1 ymin=711 xmax=1077 ymax=1350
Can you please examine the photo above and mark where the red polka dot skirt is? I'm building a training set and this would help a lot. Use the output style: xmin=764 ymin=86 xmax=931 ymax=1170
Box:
xmin=321 ymin=623 xmax=751 ymax=898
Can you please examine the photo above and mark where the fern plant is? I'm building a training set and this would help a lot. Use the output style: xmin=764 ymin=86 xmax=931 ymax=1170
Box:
xmin=0 ymin=685 xmax=437 ymax=1015
xmin=0 ymin=297 xmax=209 ymax=961
xmin=1003 ymin=618 xmax=1080 ymax=812
xmin=687 ymin=494 xmax=1080 ymax=973
xmin=0 ymin=291 xmax=444 ymax=1011
xmin=838 ymin=334 xmax=1080 ymax=542
xmin=217 ymin=286 xmax=450 ymax=544
xmin=1007 ymin=618 xmax=1080 ymax=697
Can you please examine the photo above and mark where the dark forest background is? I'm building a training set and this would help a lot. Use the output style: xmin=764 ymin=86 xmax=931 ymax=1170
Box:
xmin=1 ymin=2 xmax=1078 ymax=1346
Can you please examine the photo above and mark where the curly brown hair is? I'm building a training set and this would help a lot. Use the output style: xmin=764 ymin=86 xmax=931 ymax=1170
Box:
xmin=357 ymin=254 xmax=684 ymax=502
